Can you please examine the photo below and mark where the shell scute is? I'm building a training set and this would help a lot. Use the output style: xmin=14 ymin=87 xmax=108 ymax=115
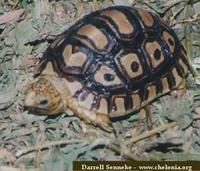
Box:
xmin=144 ymin=40 xmax=165 ymax=70
xmin=136 ymin=8 xmax=155 ymax=28
xmin=75 ymin=24 xmax=111 ymax=52
xmin=100 ymin=9 xmax=136 ymax=39
xmin=115 ymin=50 xmax=145 ymax=80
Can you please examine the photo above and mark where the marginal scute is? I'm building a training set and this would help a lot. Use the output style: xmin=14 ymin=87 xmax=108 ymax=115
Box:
xmin=146 ymin=84 xmax=157 ymax=101
xmin=145 ymin=41 xmax=165 ymax=68
xmin=76 ymin=24 xmax=108 ymax=50
xmin=131 ymin=93 xmax=141 ymax=109
xmin=178 ymin=58 xmax=188 ymax=74
xmin=181 ymin=49 xmax=187 ymax=56
xmin=163 ymin=31 xmax=175 ymax=53
xmin=118 ymin=52 xmax=143 ymax=78
xmin=50 ymin=34 xmax=66 ymax=49
xmin=110 ymin=96 xmax=126 ymax=116
xmin=137 ymin=8 xmax=154 ymax=27
xmin=172 ymin=67 xmax=182 ymax=87
xmin=96 ymin=97 xmax=108 ymax=114
xmin=161 ymin=76 xmax=170 ymax=93
xmin=101 ymin=9 xmax=134 ymax=35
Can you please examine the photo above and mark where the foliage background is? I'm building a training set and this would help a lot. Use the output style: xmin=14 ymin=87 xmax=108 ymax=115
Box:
xmin=0 ymin=0 xmax=200 ymax=170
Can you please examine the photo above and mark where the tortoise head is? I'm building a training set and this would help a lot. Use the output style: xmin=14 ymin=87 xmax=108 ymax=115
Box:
xmin=24 ymin=75 xmax=68 ymax=115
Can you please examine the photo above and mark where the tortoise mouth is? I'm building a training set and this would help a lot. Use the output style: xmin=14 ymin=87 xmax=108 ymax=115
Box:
xmin=24 ymin=101 xmax=65 ymax=115
xmin=24 ymin=106 xmax=49 ymax=115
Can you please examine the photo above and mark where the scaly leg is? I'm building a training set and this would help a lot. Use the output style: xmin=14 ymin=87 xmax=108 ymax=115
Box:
xmin=144 ymin=105 xmax=153 ymax=130
xmin=67 ymin=97 xmax=112 ymax=132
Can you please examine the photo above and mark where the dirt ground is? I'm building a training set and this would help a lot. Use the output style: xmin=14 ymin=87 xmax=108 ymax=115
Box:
xmin=0 ymin=0 xmax=200 ymax=170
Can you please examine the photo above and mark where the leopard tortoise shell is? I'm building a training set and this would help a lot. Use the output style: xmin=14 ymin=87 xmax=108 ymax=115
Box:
xmin=24 ymin=6 xmax=190 ymax=131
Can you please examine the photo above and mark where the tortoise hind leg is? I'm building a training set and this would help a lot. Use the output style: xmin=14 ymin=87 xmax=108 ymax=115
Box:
xmin=144 ymin=79 xmax=187 ymax=130
xmin=134 ymin=105 xmax=153 ymax=132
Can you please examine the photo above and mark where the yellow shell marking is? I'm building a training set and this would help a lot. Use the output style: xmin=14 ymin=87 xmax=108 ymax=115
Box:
xmin=101 ymin=9 xmax=134 ymax=34
xmin=115 ymin=97 xmax=125 ymax=112
xmin=62 ymin=45 xmax=88 ymax=68
xmin=110 ymin=96 xmax=126 ymax=117
xmin=77 ymin=24 xmax=108 ymax=50
xmin=137 ymin=8 xmax=154 ymax=27
xmin=62 ymin=45 xmax=72 ymax=64
xmin=94 ymin=65 xmax=122 ymax=86
xmin=172 ymin=68 xmax=182 ymax=87
xmin=161 ymin=76 xmax=170 ymax=93
xmin=50 ymin=34 xmax=66 ymax=49
xmin=145 ymin=41 xmax=164 ymax=68
xmin=131 ymin=93 xmax=141 ymax=109
xmin=146 ymin=84 xmax=157 ymax=101
xmin=178 ymin=58 xmax=188 ymax=74
xmin=96 ymin=98 xmax=108 ymax=114
xmin=120 ymin=53 xmax=143 ymax=78
xmin=163 ymin=31 xmax=175 ymax=53
xmin=67 ymin=52 xmax=87 ymax=67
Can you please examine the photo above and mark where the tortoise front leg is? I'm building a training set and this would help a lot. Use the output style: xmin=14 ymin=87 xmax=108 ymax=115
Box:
xmin=66 ymin=97 xmax=112 ymax=132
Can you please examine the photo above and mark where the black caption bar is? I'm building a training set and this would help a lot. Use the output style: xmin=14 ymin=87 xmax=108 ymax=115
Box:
xmin=73 ymin=161 xmax=200 ymax=171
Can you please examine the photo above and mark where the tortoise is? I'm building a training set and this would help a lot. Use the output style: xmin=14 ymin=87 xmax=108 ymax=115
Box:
xmin=24 ymin=6 xmax=190 ymax=131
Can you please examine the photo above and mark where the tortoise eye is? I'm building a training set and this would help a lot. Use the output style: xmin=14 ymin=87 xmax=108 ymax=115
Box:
xmin=39 ymin=99 xmax=48 ymax=106
xmin=104 ymin=73 xmax=115 ymax=81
